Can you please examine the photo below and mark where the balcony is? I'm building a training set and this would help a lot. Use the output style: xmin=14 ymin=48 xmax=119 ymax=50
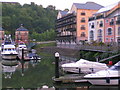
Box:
xmin=66 ymin=28 xmax=76 ymax=32
xmin=96 ymin=15 xmax=104 ymax=19
xmin=56 ymin=13 xmax=76 ymax=23
xmin=56 ymin=35 xmax=76 ymax=41
xmin=89 ymin=17 xmax=95 ymax=21
xmin=56 ymin=21 xmax=76 ymax=28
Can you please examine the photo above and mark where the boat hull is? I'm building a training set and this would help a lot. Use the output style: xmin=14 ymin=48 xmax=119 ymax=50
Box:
xmin=62 ymin=67 xmax=106 ymax=74
xmin=1 ymin=54 xmax=18 ymax=60
xmin=86 ymin=78 xmax=119 ymax=85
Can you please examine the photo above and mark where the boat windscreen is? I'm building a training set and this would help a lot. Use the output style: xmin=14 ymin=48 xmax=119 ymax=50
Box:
xmin=110 ymin=65 xmax=120 ymax=70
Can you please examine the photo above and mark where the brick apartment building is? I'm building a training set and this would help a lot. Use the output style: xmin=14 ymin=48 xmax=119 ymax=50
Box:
xmin=56 ymin=2 xmax=103 ymax=46
xmin=15 ymin=24 xmax=29 ymax=44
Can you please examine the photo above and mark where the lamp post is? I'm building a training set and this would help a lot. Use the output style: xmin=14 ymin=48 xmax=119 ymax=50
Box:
xmin=55 ymin=52 xmax=60 ymax=78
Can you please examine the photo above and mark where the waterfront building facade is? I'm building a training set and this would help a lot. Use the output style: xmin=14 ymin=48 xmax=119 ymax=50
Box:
xmin=88 ymin=1 xmax=120 ymax=44
xmin=56 ymin=2 xmax=103 ymax=46
xmin=15 ymin=24 xmax=29 ymax=44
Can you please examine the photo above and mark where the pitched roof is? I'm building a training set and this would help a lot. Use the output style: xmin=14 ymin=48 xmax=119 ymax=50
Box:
xmin=60 ymin=11 xmax=68 ymax=16
xmin=16 ymin=24 xmax=28 ymax=31
xmin=0 ymin=27 xmax=4 ymax=31
xmin=73 ymin=2 xmax=103 ymax=10
xmin=96 ymin=2 xmax=119 ymax=14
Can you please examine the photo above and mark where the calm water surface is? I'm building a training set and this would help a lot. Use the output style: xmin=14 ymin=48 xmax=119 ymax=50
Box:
xmin=1 ymin=53 xmax=119 ymax=89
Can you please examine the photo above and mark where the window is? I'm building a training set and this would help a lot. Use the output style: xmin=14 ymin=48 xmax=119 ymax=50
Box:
xmin=99 ymin=21 xmax=103 ymax=27
xmin=90 ymin=30 xmax=94 ymax=41
xmin=110 ymin=19 xmax=114 ymax=25
xmin=98 ymin=29 xmax=102 ymax=42
xmin=107 ymin=28 xmax=112 ymax=35
xmin=106 ymin=20 xmax=108 ymax=23
xmin=91 ymin=23 xmax=94 ymax=28
xmin=89 ymin=23 xmax=91 ymax=26
xmin=81 ymin=25 xmax=85 ymax=30
xmin=118 ymin=27 xmax=120 ymax=35
xmin=110 ymin=38 xmax=113 ymax=42
xmin=81 ymin=18 xmax=85 ymax=23
xmin=81 ymin=32 xmax=86 ymax=37
xmin=81 ymin=12 xmax=85 ymax=15
xmin=106 ymin=38 xmax=108 ymax=40
xmin=97 ymin=21 xmax=99 ymax=25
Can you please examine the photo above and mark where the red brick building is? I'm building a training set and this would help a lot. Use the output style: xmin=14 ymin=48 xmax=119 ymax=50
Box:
xmin=0 ymin=27 xmax=5 ymax=44
xmin=15 ymin=24 xmax=29 ymax=44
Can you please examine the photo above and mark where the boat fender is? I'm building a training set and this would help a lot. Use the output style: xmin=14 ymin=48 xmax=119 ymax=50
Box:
xmin=106 ymin=77 xmax=110 ymax=83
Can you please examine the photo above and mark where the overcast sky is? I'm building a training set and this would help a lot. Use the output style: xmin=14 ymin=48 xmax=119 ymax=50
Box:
xmin=0 ymin=0 xmax=120 ymax=10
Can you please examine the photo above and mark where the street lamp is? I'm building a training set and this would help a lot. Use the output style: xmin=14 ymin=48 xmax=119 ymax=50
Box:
xmin=55 ymin=52 xmax=60 ymax=78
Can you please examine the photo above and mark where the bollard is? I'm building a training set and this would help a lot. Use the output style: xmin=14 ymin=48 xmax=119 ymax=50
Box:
xmin=21 ymin=48 xmax=24 ymax=76
xmin=55 ymin=52 xmax=60 ymax=78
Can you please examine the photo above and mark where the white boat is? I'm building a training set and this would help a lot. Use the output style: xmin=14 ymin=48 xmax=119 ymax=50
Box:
xmin=17 ymin=42 xmax=27 ymax=51
xmin=61 ymin=59 xmax=108 ymax=74
xmin=1 ymin=44 xmax=18 ymax=60
xmin=84 ymin=61 xmax=120 ymax=85
xmin=1 ymin=35 xmax=18 ymax=60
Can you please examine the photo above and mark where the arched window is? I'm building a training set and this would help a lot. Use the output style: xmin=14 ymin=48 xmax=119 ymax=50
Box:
xmin=90 ymin=30 xmax=94 ymax=41
xmin=98 ymin=29 xmax=102 ymax=42
xmin=107 ymin=28 xmax=112 ymax=35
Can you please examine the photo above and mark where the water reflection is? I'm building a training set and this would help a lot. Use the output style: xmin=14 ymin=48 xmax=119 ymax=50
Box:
xmin=2 ymin=65 xmax=18 ymax=79
xmin=55 ymin=86 xmax=119 ymax=90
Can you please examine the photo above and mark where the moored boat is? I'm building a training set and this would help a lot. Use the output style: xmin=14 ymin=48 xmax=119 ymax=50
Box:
xmin=61 ymin=59 xmax=108 ymax=74
xmin=1 ymin=35 xmax=18 ymax=60
xmin=1 ymin=44 xmax=18 ymax=60
xmin=84 ymin=61 xmax=120 ymax=85
xmin=17 ymin=42 xmax=27 ymax=51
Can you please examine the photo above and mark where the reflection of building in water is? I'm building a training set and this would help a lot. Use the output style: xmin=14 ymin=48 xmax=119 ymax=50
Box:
xmin=0 ymin=27 xmax=4 ymax=44
xmin=2 ymin=65 xmax=18 ymax=78
xmin=17 ymin=62 xmax=29 ymax=69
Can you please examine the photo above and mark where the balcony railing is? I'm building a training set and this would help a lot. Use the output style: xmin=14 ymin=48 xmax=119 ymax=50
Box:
xmin=56 ymin=21 xmax=76 ymax=28
xmin=66 ymin=28 xmax=76 ymax=32
xmin=96 ymin=15 xmax=104 ymax=19
xmin=56 ymin=14 xmax=76 ymax=23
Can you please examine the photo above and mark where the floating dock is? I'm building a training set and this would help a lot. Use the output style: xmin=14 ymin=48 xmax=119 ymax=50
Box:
xmin=53 ymin=74 xmax=89 ymax=84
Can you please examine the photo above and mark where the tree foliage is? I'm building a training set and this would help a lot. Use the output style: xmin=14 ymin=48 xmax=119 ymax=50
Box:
xmin=2 ymin=2 xmax=58 ymax=41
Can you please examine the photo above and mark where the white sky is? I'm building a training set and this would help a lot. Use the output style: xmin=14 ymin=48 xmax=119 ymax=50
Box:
xmin=0 ymin=0 xmax=120 ymax=10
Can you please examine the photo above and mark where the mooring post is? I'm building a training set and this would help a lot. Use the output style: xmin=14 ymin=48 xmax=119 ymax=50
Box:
xmin=21 ymin=48 xmax=24 ymax=76
xmin=55 ymin=52 xmax=60 ymax=78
